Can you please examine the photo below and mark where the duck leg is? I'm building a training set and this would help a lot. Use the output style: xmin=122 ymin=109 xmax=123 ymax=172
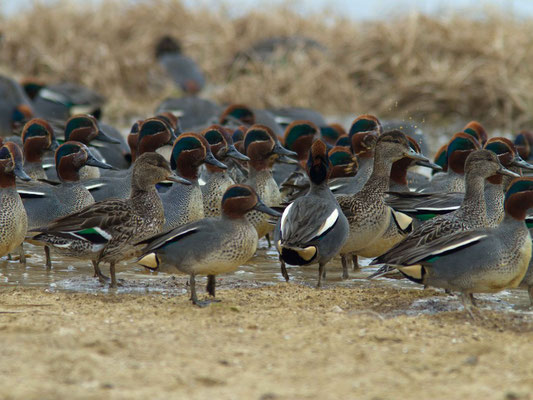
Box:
xmin=45 ymin=246 xmax=52 ymax=270
xmin=528 ymin=285 xmax=533 ymax=306
xmin=18 ymin=244 xmax=26 ymax=265
xmin=341 ymin=256 xmax=349 ymax=280
xmin=280 ymin=258 xmax=290 ymax=282
xmin=92 ymin=261 xmax=109 ymax=283
xmin=265 ymin=233 xmax=272 ymax=248
xmin=190 ymin=274 xmax=215 ymax=307
xmin=352 ymin=254 xmax=360 ymax=271
xmin=317 ymin=263 xmax=326 ymax=288
xmin=206 ymin=275 xmax=221 ymax=302
xmin=109 ymin=262 xmax=118 ymax=288
xmin=460 ymin=292 xmax=479 ymax=319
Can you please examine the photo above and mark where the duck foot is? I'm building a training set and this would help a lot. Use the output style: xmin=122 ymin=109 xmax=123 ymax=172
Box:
xmin=45 ymin=246 xmax=52 ymax=270
xmin=341 ymin=255 xmax=350 ymax=280
xmin=280 ymin=258 xmax=290 ymax=282
xmin=189 ymin=274 xmax=218 ymax=307
xmin=460 ymin=293 xmax=482 ymax=320
xmin=92 ymin=261 xmax=110 ymax=284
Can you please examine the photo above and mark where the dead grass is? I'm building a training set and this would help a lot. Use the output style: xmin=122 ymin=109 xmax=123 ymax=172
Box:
xmin=2 ymin=0 xmax=533 ymax=132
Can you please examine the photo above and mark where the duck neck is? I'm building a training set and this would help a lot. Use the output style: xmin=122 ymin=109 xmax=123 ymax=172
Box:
xmin=484 ymin=180 xmax=505 ymax=226
xmin=0 ymin=173 xmax=15 ymax=188
xmin=359 ymin=151 xmax=393 ymax=195
xmin=457 ymin=173 xmax=487 ymax=224
xmin=130 ymin=183 xmax=164 ymax=217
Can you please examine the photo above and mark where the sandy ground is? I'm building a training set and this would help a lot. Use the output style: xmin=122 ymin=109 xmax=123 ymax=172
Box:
xmin=0 ymin=283 xmax=532 ymax=400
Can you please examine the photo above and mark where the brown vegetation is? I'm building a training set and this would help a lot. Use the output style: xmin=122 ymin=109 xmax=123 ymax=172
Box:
xmin=1 ymin=1 xmax=533 ymax=132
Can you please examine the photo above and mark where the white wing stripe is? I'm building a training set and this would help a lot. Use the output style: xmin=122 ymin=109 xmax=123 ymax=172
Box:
xmin=429 ymin=234 xmax=487 ymax=257
xmin=280 ymin=202 xmax=294 ymax=235
xmin=314 ymin=209 xmax=339 ymax=238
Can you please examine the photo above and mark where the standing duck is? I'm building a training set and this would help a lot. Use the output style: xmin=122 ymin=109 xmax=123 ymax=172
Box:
xmin=374 ymin=177 xmax=533 ymax=317
xmin=0 ymin=142 xmax=31 ymax=262
xmin=21 ymin=118 xmax=59 ymax=180
xmin=201 ymin=125 xmax=250 ymax=217
xmin=138 ymin=184 xmax=280 ymax=306
xmin=160 ymin=133 xmax=227 ymax=230
xmin=276 ymin=140 xmax=349 ymax=286
xmin=31 ymin=153 xmax=190 ymax=287
xmin=336 ymin=131 xmax=430 ymax=271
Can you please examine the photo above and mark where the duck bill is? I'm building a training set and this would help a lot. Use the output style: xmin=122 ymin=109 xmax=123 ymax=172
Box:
xmin=253 ymin=200 xmax=281 ymax=217
xmin=511 ymin=156 xmax=533 ymax=171
xmin=14 ymin=163 xmax=32 ymax=181
xmin=497 ymin=166 xmax=520 ymax=178
xmin=415 ymin=159 xmax=443 ymax=171
xmin=85 ymin=152 xmax=117 ymax=170
xmin=404 ymin=149 xmax=430 ymax=163
xmin=95 ymin=128 xmax=122 ymax=144
xmin=166 ymin=172 xmax=191 ymax=185
xmin=205 ymin=152 xmax=227 ymax=169
xmin=226 ymin=144 xmax=250 ymax=161
xmin=273 ymin=142 xmax=298 ymax=157
xmin=277 ymin=154 xmax=299 ymax=165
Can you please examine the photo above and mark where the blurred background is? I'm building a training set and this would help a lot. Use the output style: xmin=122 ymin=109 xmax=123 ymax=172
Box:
xmin=1 ymin=0 xmax=532 ymax=135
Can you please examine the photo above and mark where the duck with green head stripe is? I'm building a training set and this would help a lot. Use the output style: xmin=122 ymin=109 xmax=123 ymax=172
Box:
xmin=374 ymin=177 xmax=533 ymax=317
xmin=419 ymin=132 xmax=480 ymax=193
xmin=244 ymin=124 xmax=297 ymax=240
xmin=160 ymin=132 xmax=227 ymax=231
xmin=138 ymin=184 xmax=280 ymax=307
xmin=201 ymin=125 xmax=249 ymax=217
xmin=31 ymin=152 xmax=190 ymax=287
xmin=21 ymin=118 xmax=59 ymax=180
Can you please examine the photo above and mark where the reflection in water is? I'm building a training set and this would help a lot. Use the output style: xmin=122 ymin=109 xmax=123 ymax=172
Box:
xmin=1 ymin=240 xmax=532 ymax=314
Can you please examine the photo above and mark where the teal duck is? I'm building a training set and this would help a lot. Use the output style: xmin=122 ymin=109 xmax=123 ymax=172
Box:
xmin=21 ymin=118 xmax=59 ymax=180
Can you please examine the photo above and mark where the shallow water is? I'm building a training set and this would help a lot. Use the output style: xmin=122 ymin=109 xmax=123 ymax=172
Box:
xmin=1 ymin=240 xmax=532 ymax=315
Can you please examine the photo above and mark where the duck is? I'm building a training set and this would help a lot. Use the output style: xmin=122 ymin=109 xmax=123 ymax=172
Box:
xmin=336 ymin=130 xmax=431 ymax=272
xmin=276 ymin=139 xmax=349 ymax=286
xmin=418 ymin=132 xmax=480 ymax=193
xmin=462 ymin=120 xmax=488 ymax=146
xmin=138 ymin=184 xmax=281 ymax=306
xmin=31 ymin=152 xmax=190 ymax=287
xmin=61 ymin=114 xmax=122 ymax=180
xmin=0 ymin=74 xmax=33 ymax=136
xmin=219 ymin=104 xmax=284 ymax=137
xmin=370 ymin=149 xmax=519 ymax=280
xmin=156 ymin=96 xmax=222 ymax=132
xmin=320 ymin=123 xmax=346 ymax=146
xmin=21 ymin=141 xmax=115 ymax=267
xmin=201 ymin=125 xmax=250 ymax=217
xmin=243 ymin=124 xmax=297 ymax=240
xmin=160 ymin=132 xmax=227 ymax=230
xmin=88 ymin=118 xmax=175 ymax=201
xmin=373 ymin=177 xmax=533 ymax=317
xmin=514 ymin=131 xmax=532 ymax=162
xmin=21 ymin=118 xmax=59 ymax=180
xmin=274 ymin=119 xmax=319 ymax=185
xmin=155 ymin=35 xmax=206 ymax=95
xmin=0 ymin=142 xmax=31 ymax=262
xmin=331 ymin=114 xmax=382 ymax=195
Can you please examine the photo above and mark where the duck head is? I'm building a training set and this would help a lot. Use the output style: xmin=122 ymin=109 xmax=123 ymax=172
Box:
xmin=504 ymin=177 xmax=533 ymax=220
xmin=349 ymin=114 xmax=383 ymax=137
xmin=446 ymin=132 xmax=481 ymax=174
xmin=484 ymin=137 xmax=533 ymax=185
xmin=202 ymin=125 xmax=249 ymax=171
xmin=0 ymin=142 xmax=31 ymax=187
xmin=335 ymin=135 xmax=350 ymax=149
xmin=390 ymin=136 xmax=440 ymax=186
xmin=11 ymin=104 xmax=34 ymax=133
xmin=463 ymin=121 xmax=488 ymax=145
xmin=433 ymin=143 xmax=448 ymax=174
xmin=244 ymin=125 xmax=297 ymax=170
xmin=171 ymin=132 xmax=226 ymax=180
xmin=221 ymin=184 xmax=281 ymax=219
xmin=464 ymin=149 xmax=518 ymax=182
xmin=306 ymin=139 xmax=331 ymax=185
xmin=220 ymin=104 xmax=256 ymax=126
xmin=55 ymin=141 xmax=115 ymax=182
xmin=155 ymin=112 xmax=181 ymax=140
xmin=374 ymin=130 xmax=430 ymax=164
xmin=137 ymin=118 xmax=175 ymax=156
xmin=514 ymin=131 xmax=533 ymax=161
xmin=328 ymin=146 xmax=357 ymax=179
xmin=284 ymin=120 xmax=319 ymax=164
xmin=320 ymin=123 xmax=346 ymax=145
xmin=22 ymin=118 xmax=59 ymax=163
xmin=64 ymin=114 xmax=121 ymax=145
xmin=132 ymin=152 xmax=190 ymax=190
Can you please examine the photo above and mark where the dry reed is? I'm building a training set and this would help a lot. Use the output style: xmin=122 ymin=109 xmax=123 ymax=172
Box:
xmin=1 ymin=0 xmax=533 ymax=134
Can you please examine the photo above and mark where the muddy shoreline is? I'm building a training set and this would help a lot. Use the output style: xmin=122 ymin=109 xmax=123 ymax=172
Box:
xmin=0 ymin=283 xmax=532 ymax=400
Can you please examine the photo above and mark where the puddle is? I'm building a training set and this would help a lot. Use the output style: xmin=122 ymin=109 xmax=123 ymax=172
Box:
xmin=1 ymin=240 xmax=532 ymax=314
